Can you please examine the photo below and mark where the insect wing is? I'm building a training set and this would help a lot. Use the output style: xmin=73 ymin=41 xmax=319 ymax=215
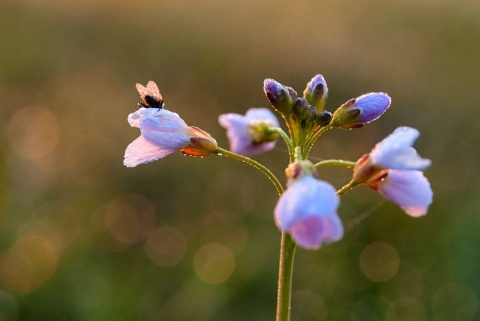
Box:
xmin=146 ymin=81 xmax=163 ymax=102
xmin=136 ymin=81 xmax=163 ymax=108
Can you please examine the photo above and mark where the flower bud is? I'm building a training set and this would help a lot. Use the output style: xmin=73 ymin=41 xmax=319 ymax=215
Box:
xmin=263 ymin=79 xmax=295 ymax=115
xmin=315 ymin=110 xmax=333 ymax=127
xmin=292 ymin=98 xmax=310 ymax=120
xmin=331 ymin=93 xmax=391 ymax=129
xmin=303 ymin=74 xmax=328 ymax=112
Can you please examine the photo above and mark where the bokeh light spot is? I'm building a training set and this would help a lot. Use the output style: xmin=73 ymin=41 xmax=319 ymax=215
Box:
xmin=21 ymin=200 xmax=80 ymax=252
xmin=379 ymin=262 xmax=424 ymax=300
xmin=7 ymin=107 xmax=60 ymax=160
xmin=359 ymin=242 xmax=400 ymax=282
xmin=0 ymin=235 xmax=59 ymax=294
xmin=145 ymin=226 xmax=187 ymax=268
xmin=431 ymin=283 xmax=478 ymax=321
xmin=194 ymin=243 xmax=235 ymax=284
xmin=105 ymin=193 xmax=157 ymax=245
xmin=386 ymin=298 xmax=427 ymax=321
xmin=291 ymin=290 xmax=328 ymax=321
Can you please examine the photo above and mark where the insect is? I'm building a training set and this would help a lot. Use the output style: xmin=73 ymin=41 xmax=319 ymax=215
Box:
xmin=136 ymin=81 xmax=164 ymax=109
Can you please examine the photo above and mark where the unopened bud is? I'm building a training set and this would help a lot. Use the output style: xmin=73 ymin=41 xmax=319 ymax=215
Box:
xmin=331 ymin=93 xmax=391 ymax=129
xmin=292 ymin=98 xmax=310 ymax=120
xmin=303 ymin=74 xmax=328 ymax=112
xmin=315 ymin=110 xmax=333 ymax=127
xmin=263 ymin=79 xmax=295 ymax=115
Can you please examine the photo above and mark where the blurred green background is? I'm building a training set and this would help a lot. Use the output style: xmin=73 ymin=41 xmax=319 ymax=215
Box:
xmin=1 ymin=0 xmax=479 ymax=320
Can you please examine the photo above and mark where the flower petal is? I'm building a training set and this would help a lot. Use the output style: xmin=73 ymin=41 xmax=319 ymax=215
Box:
xmin=370 ymin=127 xmax=431 ymax=170
xmin=377 ymin=170 xmax=433 ymax=217
xmin=245 ymin=108 xmax=279 ymax=126
xmin=289 ymin=215 xmax=343 ymax=250
xmin=124 ymin=136 xmax=175 ymax=167
xmin=274 ymin=176 xmax=342 ymax=249
xmin=128 ymin=108 xmax=187 ymax=129
xmin=141 ymin=116 xmax=191 ymax=150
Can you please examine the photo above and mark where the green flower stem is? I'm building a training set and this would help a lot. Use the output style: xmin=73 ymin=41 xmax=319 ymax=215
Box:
xmin=286 ymin=117 xmax=299 ymax=147
xmin=213 ymin=147 xmax=297 ymax=321
xmin=337 ymin=179 xmax=358 ymax=196
xmin=303 ymin=125 xmax=332 ymax=158
xmin=213 ymin=147 xmax=284 ymax=195
xmin=276 ymin=233 xmax=297 ymax=321
xmin=294 ymin=146 xmax=303 ymax=161
xmin=270 ymin=127 xmax=294 ymax=163
xmin=315 ymin=159 xmax=356 ymax=169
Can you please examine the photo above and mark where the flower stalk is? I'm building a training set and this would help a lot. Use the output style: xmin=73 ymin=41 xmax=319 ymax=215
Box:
xmin=213 ymin=147 xmax=284 ymax=196
xmin=276 ymin=233 xmax=297 ymax=321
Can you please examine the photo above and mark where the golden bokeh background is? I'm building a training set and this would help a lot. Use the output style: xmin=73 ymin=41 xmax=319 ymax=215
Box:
xmin=1 ymin=0 xmax=479 ymax=320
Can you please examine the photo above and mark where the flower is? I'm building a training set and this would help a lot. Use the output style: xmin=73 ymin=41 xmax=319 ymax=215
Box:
xmin=218 ymin=108 xmax=279 ymax=156
xmin=331 ymin=92 xmax=391 ymax=128
xmin=274 ymin=176 xmax=343 ymax=250
xmin=353 ymin=126 xmax=432 ymax=216
xmin=124 ymin=108 xmax=217 ymax=167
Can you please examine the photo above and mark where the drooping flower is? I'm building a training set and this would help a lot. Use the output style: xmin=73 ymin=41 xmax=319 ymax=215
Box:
xmin=274 ymin=176 xmax=343 ymax=250
xmin=124 ymin=107 xmax=217 ymax=167
xmin=353 ymin=126 xmax=432 ymax=216
xmin=331 ymin=92 xmax=391 ymax=128
xmin=218 ymin=108 xmax=279 ymax=156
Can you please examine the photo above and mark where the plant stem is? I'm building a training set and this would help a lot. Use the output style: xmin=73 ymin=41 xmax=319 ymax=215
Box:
xmin=337 ymin=179 xmax=358 ymax=196
xmin=315 ymin=159 xmax=356 ymax=169
xmin=214 ymin=147 xmax=297 ymax=321
xmin=270 ymin=127 xmax=294 ymax=163
xmin=276 ymin=233 xmax=297 ymax=321
xmin=303 ymin=125 xmax=332 ymax=158
xmin=213 ymin=147 xmax=284 ymax=195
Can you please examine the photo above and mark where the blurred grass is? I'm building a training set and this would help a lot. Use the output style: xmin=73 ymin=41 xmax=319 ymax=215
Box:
xmin=1 ymin=0 xmax=480 ymax=320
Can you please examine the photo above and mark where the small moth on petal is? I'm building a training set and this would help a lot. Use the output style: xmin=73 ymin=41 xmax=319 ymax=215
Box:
xmin=136 ymin=81 xmax=164 ymax=109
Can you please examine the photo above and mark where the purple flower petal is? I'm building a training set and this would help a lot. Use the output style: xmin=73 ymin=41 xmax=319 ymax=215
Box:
xmin=289 ymin=215 xmax=343 ymax=250
xmin=274 ymin=176 xmax=343 ymax=249
xmin=377 ymin=170 xmax=433 ymax=217
xmin=124 ymin=136 xmax=175 ymax=167
xmin=218 ymin=107 xmax=279 ymax=156
xmin=140 ymin=117 xmax=191 ymax=150
xmin=353 ymin=92 xmax=391 ymax=124
xmin=245 ymin=108 xmax=279 ymax=125
xmin=371 ymin=127 xmax=431 ymax=170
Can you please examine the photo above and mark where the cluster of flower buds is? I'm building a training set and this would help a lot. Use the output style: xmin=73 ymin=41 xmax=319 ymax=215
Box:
xmin=124 ymin=76 xmax=432 ymax=250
